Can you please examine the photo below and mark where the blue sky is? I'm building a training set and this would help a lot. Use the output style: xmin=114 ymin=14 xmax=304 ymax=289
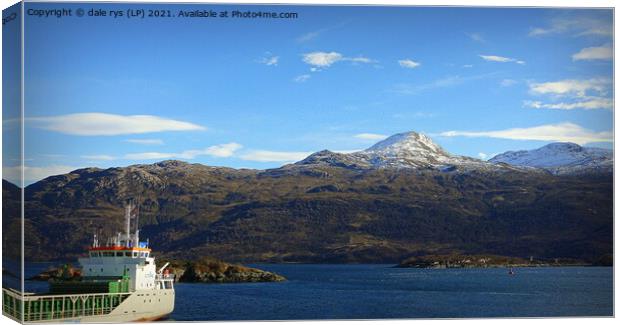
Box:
xmin=4 ymin=3 xmax=614 ymax=184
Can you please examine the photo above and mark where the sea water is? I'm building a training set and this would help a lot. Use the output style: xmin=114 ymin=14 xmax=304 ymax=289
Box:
xmin=18 ymin=263 xmax=612 ymax=320
xmin=170 ymin=264 xmax=612 ymax=320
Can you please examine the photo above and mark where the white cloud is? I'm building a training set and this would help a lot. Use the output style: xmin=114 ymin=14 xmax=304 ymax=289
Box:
xmin=125 ymin=142 xmax=242 ymax=160
xmin=303 ymin=52 xmax=343 ymax=67
xmin=348 ymin=57 xmax=373 ymax=64
xmin=302 ymin=51 xmax=375 ymax=69
xmin=462 ymin=64 xmax=474 ymax=68
xmin=3 ymin=165 xmax=79 ymax=185
xmin=354 ymin=133 xmax=388 ymax=141
xmin=529 ymin=78 xmax=610 ymax=97
xmin=572 ymin=44 xmax=612 ymax=61
xmin=479 ymin=55 xmax=525 ymax=65
xmin=124 ymin=139 xmax=164 ymax=145
xmin=398 ymin=59 xmax=421 ymax=69
xmin=81 ymin=155 xmax=117 ymax=161
xmin=294 ymin=74 xmax=311 ymax=83
xmin=440 ymin=122 xmax=612 ymax=145
xmin=529 ymin=17 xmax=612 ymax=37
xmin=477 ymin=152 xmax=488 ymax=160
xmin=258 ymin=54 xmax=279 ymax=66
xmin=199 ymin=143 xmax=243 ymax=158
xmin=523 ymin=98 xmax=613 ymax=111
xmin=500 ymin=79 xmax=517 ymax=87
xmin=239 ymin=150 xmax=312 ymax=162
xmin=30 ymin=113 xmax=205 ymax=136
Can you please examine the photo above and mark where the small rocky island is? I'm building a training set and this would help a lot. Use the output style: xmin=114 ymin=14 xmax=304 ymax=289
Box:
xmin=164 ymin=257 xmax=286 ymax=283
xmin=29 ymin=257 xmax=286 ymax=284
xmin=395 ymin=254 xmax=604 ymax=269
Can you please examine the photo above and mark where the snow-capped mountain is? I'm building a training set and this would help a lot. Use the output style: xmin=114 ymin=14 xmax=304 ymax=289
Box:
xmin=295 ymin=131 xmax=612 ymax=175
xmin=296 ymin=131 xmax=492 ymax=171
xmin=489 ymin=142 xmax=613 ymax=175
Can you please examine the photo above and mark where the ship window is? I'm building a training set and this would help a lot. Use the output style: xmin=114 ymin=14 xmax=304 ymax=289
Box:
xmin=133 ymin=252 xmax=138 ymax=257
xmin=125 ymin=252 xmax=131 ymax=257
xmin=116 ymin=252 xmax=123 ymax=257
xmin=103 ymin=252 xmax=114 ymax=257
xmin=141 ymin=252 xmax=146 ymax=257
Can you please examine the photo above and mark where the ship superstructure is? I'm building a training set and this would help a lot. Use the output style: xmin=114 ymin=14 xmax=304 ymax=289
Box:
xmin=2 ymin=203 xmax=175 ymax=323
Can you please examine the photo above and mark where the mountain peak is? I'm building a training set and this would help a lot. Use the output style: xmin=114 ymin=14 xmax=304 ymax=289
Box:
xmin=364 ymin=131 xmax=448 ymax=157
xmin=489 ymin=142 xmax=612 ymax=175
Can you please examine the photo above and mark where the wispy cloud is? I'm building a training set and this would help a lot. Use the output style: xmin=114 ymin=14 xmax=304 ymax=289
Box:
xmin=81 ymin=155 xmax=117 ymax=161
xmin=440 ymin=122 xmax=611 ymax=145
xmin=296 ymin=21 xmax=349 ymax=43
xmin=479 ymin=55 xmax=525 ymax=65
xmin=297 ymin=30 xmax=322 ymax=42
xmin=526 ymin=78 xmax=612 ymax=112
xmin=293 ymin=74 xmax=311 ymax=83
xmin=125 ymin=143 xmax=242 ymax=160
xmin=466 ymin=32 xmax=485 ymax=42
xmin=392 ymin=112 xmax=436 ymax=119
xmin=124 ymin=139 xmax=164 ymax=145
xmin=523 ymin=98 xmax=612 ymax=111
xmin=398 ymin=59 xmax=421 ymax=69
xmin=529 ymin=16 xmax=612 ymax=37
xmin=30 ymin=113 xmax=205 ymax=136
xmin=258 ymin=52 xmax=279 ymax=66
xmin=572 ymin=44 xmax=612 ymax=61
xmin=500 ymin=79 xmax=517 ymax=87
xmin=239 ymin=150 xmax=312 ymax=162
xmin=4 ymin=165 xmax=79 ymax=185
xmin=302 ymin=51 xmax=375 ymax=69
xmin=123 ymin=152 xmax=175 ymax=160
xmin=354 ymin=133 xmax=388 ymax=141
xmin=392 ymin=72 xmax=497 ymax=95
xmin=529 ymin=78 xmax=610 ymax=98
xmin=462 ymin=64 xmax=474 ymax=68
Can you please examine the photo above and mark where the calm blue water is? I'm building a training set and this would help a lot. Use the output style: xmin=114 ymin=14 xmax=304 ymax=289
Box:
xmin=171 ymin=264 xmax=613 ymax=320
xmin=20 ymin=263 xmax=613 ymax=320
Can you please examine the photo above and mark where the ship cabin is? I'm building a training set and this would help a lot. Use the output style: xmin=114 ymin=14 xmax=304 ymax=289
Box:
xmin=77 ymin=203 xmax=175 ymax=293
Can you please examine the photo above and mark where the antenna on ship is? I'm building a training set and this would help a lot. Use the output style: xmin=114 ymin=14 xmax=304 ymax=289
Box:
xmin=125 ymin=200 xmax=133 ymax=247
xmin=134 ymin=198 xmax=140 ymax=246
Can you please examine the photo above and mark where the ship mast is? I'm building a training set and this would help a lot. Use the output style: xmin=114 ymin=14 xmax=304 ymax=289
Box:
xmin=125 ymin=202 xmax=132 ymax=246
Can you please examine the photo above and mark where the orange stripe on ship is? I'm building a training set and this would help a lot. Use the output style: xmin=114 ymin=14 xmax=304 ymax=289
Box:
xmin=89 ymin=246 xmax=151 ymax=252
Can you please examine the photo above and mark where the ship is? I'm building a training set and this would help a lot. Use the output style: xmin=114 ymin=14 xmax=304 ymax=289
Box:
xmin=2 ymin=202 xmax=175 ymax=323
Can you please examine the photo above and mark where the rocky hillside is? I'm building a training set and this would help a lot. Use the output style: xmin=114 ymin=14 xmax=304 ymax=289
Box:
xmin=3 ymin=132 xmax=613 ymax=264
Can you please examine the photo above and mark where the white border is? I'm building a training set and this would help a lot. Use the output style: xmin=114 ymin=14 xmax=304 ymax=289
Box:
xmin=0 ymin=1 xmax=616 ymax=325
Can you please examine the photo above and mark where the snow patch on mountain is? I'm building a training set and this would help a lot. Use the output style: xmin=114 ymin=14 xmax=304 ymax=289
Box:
xmin=489 ymin=142 xmax=612 ymax=175
xmin=297 ymin=131 xmax=496 ymax=172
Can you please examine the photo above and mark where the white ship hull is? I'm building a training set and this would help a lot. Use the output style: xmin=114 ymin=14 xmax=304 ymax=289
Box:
xmin=3 ymin=288 xmax=175 ymax=323
xmin=58 ymin=289 xmax=174 ymax=323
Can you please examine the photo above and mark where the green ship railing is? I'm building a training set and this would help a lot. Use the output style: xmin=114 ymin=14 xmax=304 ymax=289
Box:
xmin=2 ymin=288 xmax=131 ymax=322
